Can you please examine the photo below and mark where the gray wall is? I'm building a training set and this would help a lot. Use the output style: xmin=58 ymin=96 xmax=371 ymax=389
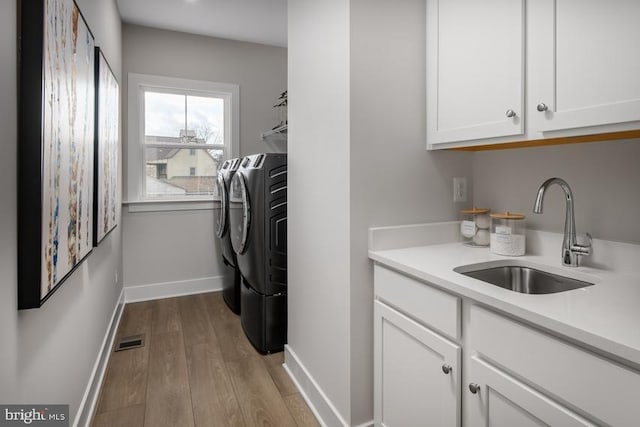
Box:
xmin=121 ymin=23 xmax=287 ymax=165
xmin=0 ymin=0 xmax=123 ymax=423
xmin=122 ymin=209 xmax=221 ymax=287
xmin=287 ymin=0 xmax=473 ymax=424
xmin=349 ymin=0 xmax=473 ymax=423
xmin=473 ymin=139 xmax=640 ymax=244
xmin=287 ymin=0 xmax=352 ymax=421
xmin=121 ymin=24 xmax=287 ymax=289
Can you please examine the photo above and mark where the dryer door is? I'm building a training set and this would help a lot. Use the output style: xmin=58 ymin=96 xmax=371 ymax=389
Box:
xmin=214 ymin=173 xmax=227 ymax=238
xmin=229 ymin=172 xmax=251 ymax=255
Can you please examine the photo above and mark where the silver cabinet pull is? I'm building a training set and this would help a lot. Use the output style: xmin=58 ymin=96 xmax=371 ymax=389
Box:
xmin=442 ymin=364 xmax=452 ymax=374
xmin=468 ymin=383 xmax=481 ymax=394
xmin=537 ymin=103 xmax=548 ymax=112
xmin=505 ymin=109 xmax=517 ymax=118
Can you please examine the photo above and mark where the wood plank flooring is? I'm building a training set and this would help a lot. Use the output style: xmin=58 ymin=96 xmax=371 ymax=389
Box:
xmin=92 ymin=292 xmax=319 ymax=427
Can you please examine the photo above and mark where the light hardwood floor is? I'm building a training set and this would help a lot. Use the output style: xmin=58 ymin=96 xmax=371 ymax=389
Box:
xmin=92 ymin=292 xmax=319 ymax=427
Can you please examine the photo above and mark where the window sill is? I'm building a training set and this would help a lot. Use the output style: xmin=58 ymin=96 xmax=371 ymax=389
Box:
xmin=123 ymin=199 xmax=220 ymax=213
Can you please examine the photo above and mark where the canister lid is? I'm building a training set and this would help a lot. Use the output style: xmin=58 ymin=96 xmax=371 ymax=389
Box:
xmin=490 ymin=211 xmax=525 ymax=220
xmin=460 ymin=207 xmax=490 ymax=214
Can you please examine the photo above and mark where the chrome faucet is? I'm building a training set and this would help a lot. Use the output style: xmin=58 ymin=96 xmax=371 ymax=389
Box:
xmin=533 ymin=178 xmax=591 ymax=267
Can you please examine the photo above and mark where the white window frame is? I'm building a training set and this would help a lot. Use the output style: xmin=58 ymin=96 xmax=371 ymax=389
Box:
xmin=125 ymin=73 xmax=239 ymax=211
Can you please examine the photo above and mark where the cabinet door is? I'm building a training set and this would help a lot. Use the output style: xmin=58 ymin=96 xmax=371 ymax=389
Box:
xmin=427 ymin=0 xmax=525 ymax=147
xmin=530 ymin=0 xmax=640 ymax=133
xmin=467 ymin=356 xmax=596 ymax=427
xmin=374 ymin=301 xmax=461 ymax=427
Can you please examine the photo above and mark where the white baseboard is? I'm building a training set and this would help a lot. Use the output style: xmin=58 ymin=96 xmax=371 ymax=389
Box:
xmin=283 ymin=345 xmax=350 ymax=427
xmin=74 ymin=288 xmax=125 ymax=427
xmin=124 ymin=275 xmax=224 ymax=303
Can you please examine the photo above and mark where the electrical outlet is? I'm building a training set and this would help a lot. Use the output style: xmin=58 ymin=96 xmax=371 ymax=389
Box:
xmin=453 ymin=177 xmax=467 ymax=202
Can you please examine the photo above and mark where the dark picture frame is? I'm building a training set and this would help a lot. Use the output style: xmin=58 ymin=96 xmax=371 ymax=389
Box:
xmin=18 ymin=0 xmax=96 ymax=309
xmin=93 ymin=48 xmax=120 ymax=246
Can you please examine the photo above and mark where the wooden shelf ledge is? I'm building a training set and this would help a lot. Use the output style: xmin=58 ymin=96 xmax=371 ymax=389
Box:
xmin=449 ymin=130 xmax=640 ymax=151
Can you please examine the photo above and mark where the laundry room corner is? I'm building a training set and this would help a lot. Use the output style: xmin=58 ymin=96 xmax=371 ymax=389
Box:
xmin=119 ymin=24 xmax=287 ymax=300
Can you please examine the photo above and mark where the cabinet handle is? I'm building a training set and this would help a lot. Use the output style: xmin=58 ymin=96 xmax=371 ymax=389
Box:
xmin=505 ymin=109 xmax=517 ymax=118
xmin=468 ymin=383 xmax=481 ymax=394
xmin=441 ymin=364 xmax=452 ymax=374
xmin=536 ymin=103 xmax=548 ymax=112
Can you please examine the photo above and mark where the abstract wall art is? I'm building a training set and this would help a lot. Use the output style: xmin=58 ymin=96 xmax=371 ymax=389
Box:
xmin=94 ymin=48 xmax=120 ymax=245
xmin=18 ymin=0 xmax=95 ymax=309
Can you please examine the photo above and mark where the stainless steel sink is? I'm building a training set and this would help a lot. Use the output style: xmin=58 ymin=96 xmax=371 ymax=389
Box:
xmin=456 ymin=265 xmax=594 ymax=294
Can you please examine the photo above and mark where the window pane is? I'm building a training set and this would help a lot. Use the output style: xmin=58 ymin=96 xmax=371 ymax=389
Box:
xmin=145 ymin=91 xmax=185 ymax=141
xmin=145 ymin=147 xmax=224 ymax=198
xmin=187 ymin=95 xmax=224 ymax=145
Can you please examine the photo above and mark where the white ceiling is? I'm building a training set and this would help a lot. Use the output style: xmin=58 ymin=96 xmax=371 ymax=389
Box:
xmin=117 ymin=0 xmax=288 ymax=47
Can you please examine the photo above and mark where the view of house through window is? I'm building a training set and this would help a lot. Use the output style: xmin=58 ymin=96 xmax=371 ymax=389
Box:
xmin=143 ymin=90 xmax=227 ymax=198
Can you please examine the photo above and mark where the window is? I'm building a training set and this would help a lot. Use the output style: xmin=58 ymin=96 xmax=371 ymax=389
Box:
xmin=127 ymin=73 xmax=239 ymax=206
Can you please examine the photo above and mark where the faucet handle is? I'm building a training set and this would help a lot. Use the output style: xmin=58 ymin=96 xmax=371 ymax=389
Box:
xmin=571 ymin=233 xmax=592 ymax=256
xmin=585 ymin=232 xmax=593 ymax=247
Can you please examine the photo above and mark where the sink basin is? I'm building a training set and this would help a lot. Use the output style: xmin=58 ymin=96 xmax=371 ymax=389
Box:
xmin=455 ymin=264 xmax=594 ymax=294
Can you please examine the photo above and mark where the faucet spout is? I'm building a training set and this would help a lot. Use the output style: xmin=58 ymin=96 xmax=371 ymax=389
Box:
xmin=533 ymin=178 xmax=589 ymax=267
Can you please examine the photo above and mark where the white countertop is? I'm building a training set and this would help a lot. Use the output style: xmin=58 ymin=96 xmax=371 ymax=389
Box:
xmin=368 ymin=222 xmax=640 ymax=367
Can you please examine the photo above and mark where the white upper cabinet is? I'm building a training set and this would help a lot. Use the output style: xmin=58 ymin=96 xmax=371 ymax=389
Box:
xmin=427 ymin=0 xmax=525 ymax=147
xmin=529 ymin=0 xmax=640 ymax=134
xmin=428 ymin=0 xmax=640 ymax=149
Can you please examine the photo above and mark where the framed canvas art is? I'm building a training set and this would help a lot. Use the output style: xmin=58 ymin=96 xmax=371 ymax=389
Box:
xmin=18 ymin=0 xmax=95 ymax=309
xmin=94 ymin=48 xmax=120 ymax=245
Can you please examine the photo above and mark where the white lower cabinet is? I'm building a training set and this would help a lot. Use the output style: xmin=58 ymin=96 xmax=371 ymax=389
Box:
xmin=467 ymin=356 xmax=594 ymax=427
xmin=374 ymin=265 xmax=640 ymax=427
xmin=468 ymin=305 xmax=640 ymax=426
xmin=374 ymin=301 xmax=461 ymax=427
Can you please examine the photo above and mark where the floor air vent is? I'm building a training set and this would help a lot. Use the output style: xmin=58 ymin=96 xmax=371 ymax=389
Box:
xmin=115 ymin=334 xmax=145 ymax=352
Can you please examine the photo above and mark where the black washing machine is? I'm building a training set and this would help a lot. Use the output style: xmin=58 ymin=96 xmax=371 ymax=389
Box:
xmin=214 ymin=158 xmax=242 ymax=314
xmin=229 ymin=153 xmax=287 ymax=354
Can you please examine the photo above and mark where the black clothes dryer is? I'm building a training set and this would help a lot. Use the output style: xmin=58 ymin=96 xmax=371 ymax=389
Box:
xmin=229 ymin=153 xmax=287 ymax=354
xmin=214 ymin=158 xmax=242 ymax=314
